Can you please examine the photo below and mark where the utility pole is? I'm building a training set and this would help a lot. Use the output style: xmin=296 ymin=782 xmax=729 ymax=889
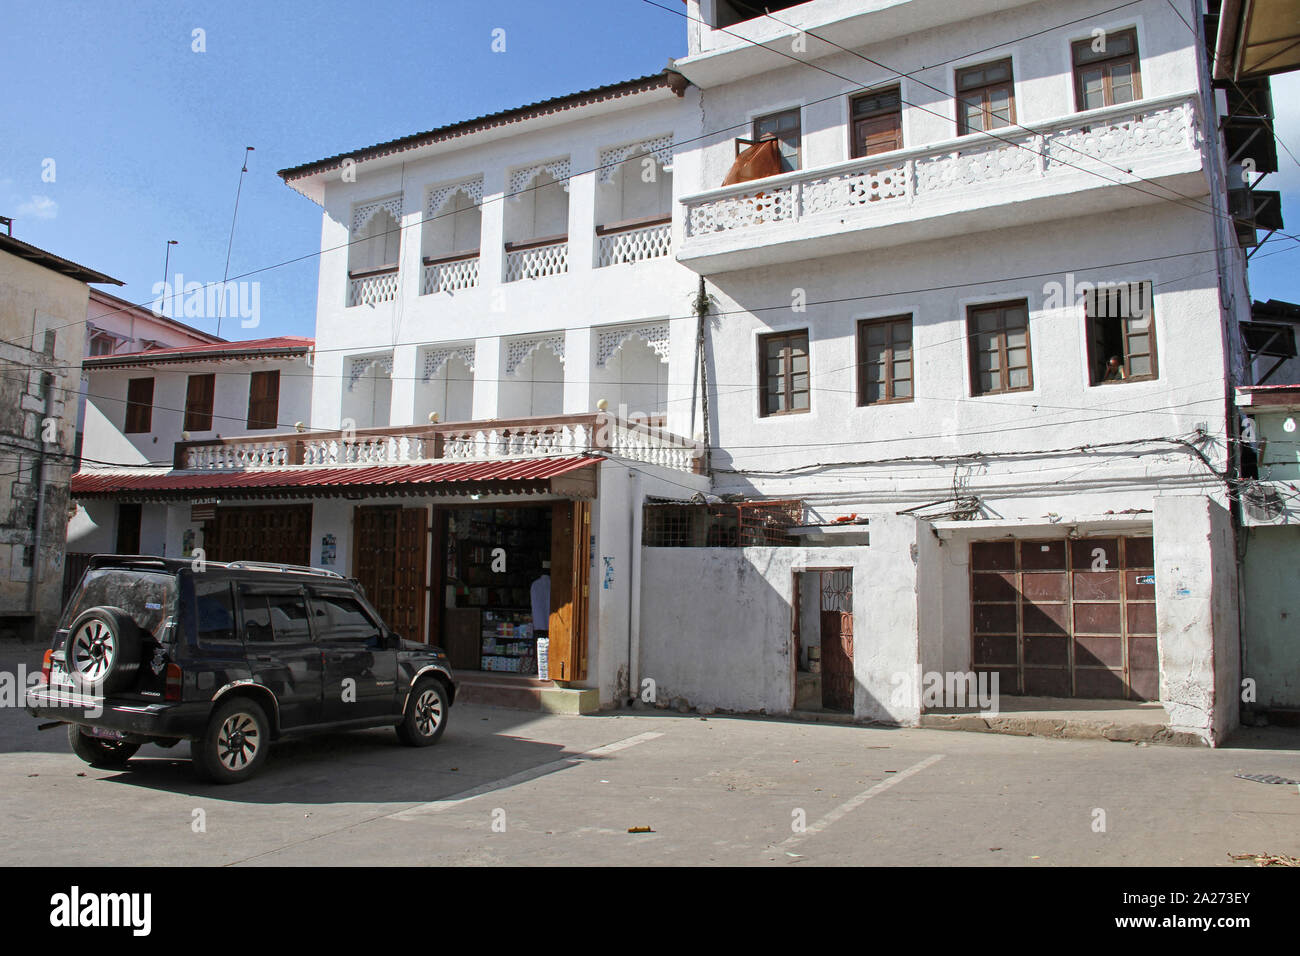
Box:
xmin=218 ymin=146 xmax=255 ymax=338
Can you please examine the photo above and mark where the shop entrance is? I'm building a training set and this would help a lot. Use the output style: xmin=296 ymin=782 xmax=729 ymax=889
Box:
xmin=434 ymin=500 xmax=589 ymax=681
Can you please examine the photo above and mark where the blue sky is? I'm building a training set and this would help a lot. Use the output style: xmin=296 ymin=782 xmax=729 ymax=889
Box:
xmin=2 ymin=1 xmax=1298 ymax=344
xmin=0 ymin=1 xmax=685 ymax=341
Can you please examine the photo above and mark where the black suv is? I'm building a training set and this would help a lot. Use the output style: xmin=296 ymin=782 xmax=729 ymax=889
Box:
xmin=27 ymin=555 xmax=456 ymax=784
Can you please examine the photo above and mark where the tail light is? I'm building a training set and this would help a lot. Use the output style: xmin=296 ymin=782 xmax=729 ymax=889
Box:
xmin=164 ymin=663 xmax=183 ymax=702
xmin=41 ymin=649 xmax=52 ymax=684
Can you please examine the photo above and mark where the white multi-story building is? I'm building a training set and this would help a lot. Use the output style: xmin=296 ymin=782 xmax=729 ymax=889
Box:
xmin=73 ymin=0 xmax=1256 ymax=741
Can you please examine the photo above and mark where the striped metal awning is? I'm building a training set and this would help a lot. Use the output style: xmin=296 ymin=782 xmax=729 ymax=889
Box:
xmin=70 ymin=457 xmax=600 ymax=501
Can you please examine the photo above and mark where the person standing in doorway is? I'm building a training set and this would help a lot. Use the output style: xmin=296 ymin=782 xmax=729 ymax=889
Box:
xmin=531 ymin=560 xmax=551 ymax=679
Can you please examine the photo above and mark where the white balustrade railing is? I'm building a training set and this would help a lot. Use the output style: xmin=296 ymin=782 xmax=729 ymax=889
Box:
xmin=683 ymin=95 xmax=1197 ymax=239
xmin=440 ymin=424 xmax=592 ymax=461
xmin=347 ymin=268 xmax=399 ymax=307
xmin=505 ymin=240 xmax=568 ymax=282
xmin=185 ymin=441 xmax=291 ymax=470
xmin=301 ymin=435 xmax=426 ymax=466
xmin=182 ymin=419 xmax=698 ymax=474
xmin=597 ymin=221 xmax=672 ymax=267
xmin=610 ymin=422 xmax=697 ymax=472
xmin=421 ymin=255 xmax=480 ymax=294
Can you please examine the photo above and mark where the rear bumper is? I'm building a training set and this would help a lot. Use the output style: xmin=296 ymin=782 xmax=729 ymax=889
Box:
xmin=26 ymin=684 xmax=210 ymax=741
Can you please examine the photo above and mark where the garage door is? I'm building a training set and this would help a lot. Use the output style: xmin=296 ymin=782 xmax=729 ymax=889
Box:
xmin=971 ymin=536 xmax=1156 ymax=700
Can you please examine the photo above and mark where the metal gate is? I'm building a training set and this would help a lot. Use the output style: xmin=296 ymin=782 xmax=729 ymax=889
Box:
xmin=819 ymin=569 xmax=854 ymax=712
xmin=971 ymin=536 xmax=1156 ymax=700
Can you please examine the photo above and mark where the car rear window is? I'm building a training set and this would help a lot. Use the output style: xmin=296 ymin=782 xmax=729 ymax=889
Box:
xmin=61 ymin=568 xmax=177 ymax=640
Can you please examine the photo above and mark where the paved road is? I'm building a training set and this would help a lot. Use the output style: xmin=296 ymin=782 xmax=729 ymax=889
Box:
xmin=1 ymin=640 xmax=1296 ymax=866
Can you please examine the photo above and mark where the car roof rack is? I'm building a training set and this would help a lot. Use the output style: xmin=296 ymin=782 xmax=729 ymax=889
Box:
xmin=223 ymin=561 xmax=345 ymax=579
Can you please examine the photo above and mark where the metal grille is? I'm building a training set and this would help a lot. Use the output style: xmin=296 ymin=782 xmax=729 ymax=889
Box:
xmin=642 ymin=499 xmax=802 ymax=547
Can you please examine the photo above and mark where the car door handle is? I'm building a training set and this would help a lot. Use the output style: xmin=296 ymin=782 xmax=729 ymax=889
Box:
xmin=253 ymin=654 xmax=275 ymax=663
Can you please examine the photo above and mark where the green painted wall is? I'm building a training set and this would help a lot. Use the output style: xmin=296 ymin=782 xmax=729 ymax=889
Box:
xmin=1242 ymin=526 xmax=1300 ymax=709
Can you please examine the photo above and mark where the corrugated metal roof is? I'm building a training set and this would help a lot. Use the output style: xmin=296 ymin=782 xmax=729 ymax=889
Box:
xmin=71 ymin=457 xmax=598 ymax=498
xmin=84 ymin=335 xmax=315 ymax=369
xmin=0 ymin=232 xmax=122 ymax=285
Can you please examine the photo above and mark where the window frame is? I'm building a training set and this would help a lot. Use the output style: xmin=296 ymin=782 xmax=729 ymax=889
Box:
xmin=752 ymin=108 xmax=802 ymax=172
xmin=246 ymin=369 xmax=280 ymax=431
xmin=856 ymin=314 xmax=915 ymax=406
xmin=1072 ymin=27 xmax=1142 ymax=112
xmin=1085 ymin=280 xmax=1159 ymax=386
xmin=850 ymin=86 xmax=904 ymax=158
xmin=955 ymin=58 xmax=1017 ymax=136
xmin=183 ymin=373 xmax=216 ymax=433
xmin=758 ymin=329 xmax=811 ymax=418
xmin=967 ymin=300 xmax=1034 ymax=396
xmin=124 ymin=377 xmax=154 ymax=434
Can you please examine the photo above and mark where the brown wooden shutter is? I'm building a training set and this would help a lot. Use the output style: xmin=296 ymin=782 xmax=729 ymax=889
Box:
xmin=246 ymin=370 xmax=280 ymax=429
xmin=547 ymin=500 xmax=591 ymax=682
xmin=183 ymin=374 xmax=215 ymax=432
xmin=124 ymin=377 xmax=154 ymax=433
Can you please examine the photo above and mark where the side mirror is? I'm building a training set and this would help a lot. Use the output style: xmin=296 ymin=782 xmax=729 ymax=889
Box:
xmin=384 ymin=631 xmax=401 ymax=650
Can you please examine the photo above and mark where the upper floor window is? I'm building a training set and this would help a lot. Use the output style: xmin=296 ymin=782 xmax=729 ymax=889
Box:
xmin=759 ymin=329 xmax=810 ymax=417
xmin=851 ymin=87 xmax=903 ymax=158
xmin=184 ymin=373 xmax=216 ymax=432
xmin=858 ymin=315 xmax=913 ymax=405
xmin=124 ymin=377 xmax=154 ymax=433
xmin=246 ymin=370 xmax=280 ymax=430
xmin=968 ymin=301 xmax=1032 ymax=395
xmin=88 ymin=332 xmax=117 ymax=356
xmin=1073 ymin=28 xmax=1141 ymax=111
xmin=1085 ymin=280 xmax=1157 ymax=384
xmin=956 ymin=59 xmax=1015 ymax=135
xmin=754 ymin=109 xmax=801 ymax=172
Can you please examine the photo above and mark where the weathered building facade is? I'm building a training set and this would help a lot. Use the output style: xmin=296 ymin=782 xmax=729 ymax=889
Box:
xmin=0 ymin=227 xmax=120 ymax=636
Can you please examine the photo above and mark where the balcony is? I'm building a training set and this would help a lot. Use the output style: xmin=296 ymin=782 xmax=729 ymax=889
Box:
xmin=677 ymin=94 xmax=1204 ymax=274
xmin=347 ymin=265 xmax=399 ymax=307
xmin=596 ymin=215 xmax=672 ymax=267
xmin=422 ymin=250 xmax=481 ymax=294
xmin=175 ymin=413 xmax=702 ymax=475
xmin=505 ymin=235 xmax=568 ymax=282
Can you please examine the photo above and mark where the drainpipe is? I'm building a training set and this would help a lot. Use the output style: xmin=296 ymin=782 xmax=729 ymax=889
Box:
xmin=27 ymin=372 xmax=54 ymax=628
xmin=694 ymin=276 xmax=712 ymax=476
xmin=627 ymin=469 xmax=643 ymax=706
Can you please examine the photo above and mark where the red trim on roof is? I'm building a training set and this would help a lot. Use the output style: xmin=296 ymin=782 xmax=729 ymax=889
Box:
xmin=83 ymin=336 xmax=314 ymax=369
xmin=71 ymin=457 xmax=598 ymax=498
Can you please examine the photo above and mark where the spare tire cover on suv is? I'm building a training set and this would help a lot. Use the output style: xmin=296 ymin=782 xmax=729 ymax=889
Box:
xmin=65 ymin=607 xmax=142 ymax=694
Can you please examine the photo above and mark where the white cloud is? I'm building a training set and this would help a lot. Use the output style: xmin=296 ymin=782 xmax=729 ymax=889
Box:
xmin=16 ymin=195 xmax=58 ymax=220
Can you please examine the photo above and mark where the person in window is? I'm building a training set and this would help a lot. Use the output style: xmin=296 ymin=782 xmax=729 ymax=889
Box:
xmin=1102 ymin=355 xmax=1127 ymax=382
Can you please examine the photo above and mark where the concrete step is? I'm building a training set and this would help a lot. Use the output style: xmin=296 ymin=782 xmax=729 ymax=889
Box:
xmin=918 ymin=711 xmax=1205 ymax=746
xmin=455 ymin=674 xmax=599 ymax=714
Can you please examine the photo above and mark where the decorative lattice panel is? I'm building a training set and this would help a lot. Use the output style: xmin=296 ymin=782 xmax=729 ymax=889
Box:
xmin=505 ymin=334 xmax=565 ymax=376
xmin=348 ymin=353 xmax=394 ymax=391
xmin=421 ymin=345 xmax=476 ymax=381
xmin=596 ymin=322 xmax=670 ymax=368
xmin=352 ymin=196 xmax=404 ymax=234
xmin=427 ymin=177 xmax=484 ymax=216
xmin=597 ymin=134 xmax=675 ymax=184
xmin=597 ymin=222 xmax=671 ymax=267
xmin=508 ymin=159 xmax=571 ymax=197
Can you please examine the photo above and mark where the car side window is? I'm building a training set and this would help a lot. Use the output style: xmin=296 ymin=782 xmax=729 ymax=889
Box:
xmin=311 ymin=591 xmax=383 ymax=647
xmin=266 ymin=591 xmax=312 ymax=642
xmin=239 ymin=590 xmax=274 ymax=644
xmin=194 ymin=579 xmax=237 ymax=646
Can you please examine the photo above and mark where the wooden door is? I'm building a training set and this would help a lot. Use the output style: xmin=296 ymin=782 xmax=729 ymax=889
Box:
xmin=854 ymin=112 xmax=903 ymax=157
xmin=819 ymin=570 xmax=854 ymax=712
xmin=353 ymin=506 xmax=428 ymax=643
xmin=205 ymin=505 xmax=310 ymax=565
xmin=547 ymin=500 xmax=590 ymax=682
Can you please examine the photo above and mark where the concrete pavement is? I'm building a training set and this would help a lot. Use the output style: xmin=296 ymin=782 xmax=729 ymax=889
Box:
xmin=0 ymin=639 xmax=1296 ymax=866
